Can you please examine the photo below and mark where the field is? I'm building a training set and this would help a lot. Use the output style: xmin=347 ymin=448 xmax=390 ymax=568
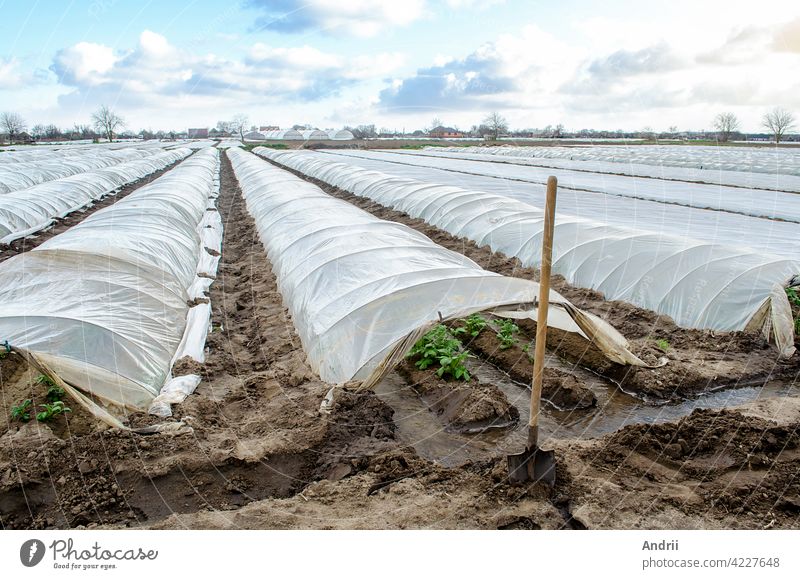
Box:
xmin=0 ymin=141 xmax=798 ymax=530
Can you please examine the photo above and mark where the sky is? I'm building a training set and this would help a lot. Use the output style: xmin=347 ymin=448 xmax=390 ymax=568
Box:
xmin=1 ymin=0 xmax=800 ymax=133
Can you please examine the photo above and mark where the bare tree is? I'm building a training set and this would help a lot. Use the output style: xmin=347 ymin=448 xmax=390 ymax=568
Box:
xmin=482 ymin=111 xmax=508 ymax=140
xmin=762 ymin=107 xmax=796 ymax=143
xmin=72 ymin=124 xmax=94 ymax=140
xmin=0 ymin=112 xmax=27 ymax=144
xmin=712 ymin=112 xmax=739 ymax=143
xmin=91 ymin=105 xmax=125 ymax=142
xmin=30 ymin=124 xmax=46 ymax=139
xmin=429 ymin=117 xmax=443 ymax=131
xmin=215 ymin=120 xmax=234 ymax=134
xmin=230 ymin=114 xmax=249 ymax=142
xmin=640 ymin=126 xmax=655 ymax=141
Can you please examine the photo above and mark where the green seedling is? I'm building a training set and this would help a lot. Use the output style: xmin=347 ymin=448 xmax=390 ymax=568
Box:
xmin=453 ymin=314 xmax=488 ymax=338
xmin=494 ymin=319 xmax=519 ymax=350
xmin=36 ymin=401 xmax=71 ymax=423
xmin=11 ymin=399 xmax=32 ymax=423
xmin=35 ymin=373 xmax=56 ymax=387
xmin=786 ymin=287 xmax=800 ymax=307
xmin=46 ymin=384 xmax=65 ymax=402
xmin=408 ymin=325 xmax=471 ymax=381
xmin=36 ymin=374 xmax=65 ymax=402
xmin=655 ymin=338 xmax=671 ymax=352
xmin=786 ymin=287 xmax=800 ymax=334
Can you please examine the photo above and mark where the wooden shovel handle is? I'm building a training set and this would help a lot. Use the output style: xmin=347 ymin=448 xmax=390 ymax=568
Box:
xmin=529 ymin=176 xmax=557 ymax=442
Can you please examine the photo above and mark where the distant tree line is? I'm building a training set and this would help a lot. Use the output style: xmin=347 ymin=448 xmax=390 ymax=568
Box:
xmin=1 ymin=105 xmax=128 ymax=144
xmin=2 ymin=105 xmax=798 ymax=145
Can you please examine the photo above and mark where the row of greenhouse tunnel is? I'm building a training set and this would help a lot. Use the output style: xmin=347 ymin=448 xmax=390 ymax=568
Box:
xmin=0 ymin=141 xmax=796 ymax=425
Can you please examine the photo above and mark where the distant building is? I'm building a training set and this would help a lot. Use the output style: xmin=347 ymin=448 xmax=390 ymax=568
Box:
xmin=428 ymin=125 xmax=463 ymax=138
xmin=187 ymin=128 xmax=209 ymax=138
xmin=0 ymin=131 xmax=33 ymax=144
xmin=259 ymin=125 xmax=279 ymax=132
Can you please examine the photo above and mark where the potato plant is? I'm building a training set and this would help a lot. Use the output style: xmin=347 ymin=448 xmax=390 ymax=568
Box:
xmin=37 ymin=374 xmax=65 ymax=402
xmin=453 ymin=313 xmax=488 ymax=338
xmin=494 ymin=319 xmax=519 ymax=350
xmin=787 ymin=287 xmax=800 ymax=334
xmin=35 ymin=401 xmax=71 ymax=423
xmin=10 ymin=399 xmax=32 ymax=423
xmin=408 ymin=324 xmax=471 ymax=381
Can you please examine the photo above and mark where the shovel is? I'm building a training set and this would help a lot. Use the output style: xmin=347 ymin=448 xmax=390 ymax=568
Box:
xmin=507 ymin=175 xmax=558 ymax=485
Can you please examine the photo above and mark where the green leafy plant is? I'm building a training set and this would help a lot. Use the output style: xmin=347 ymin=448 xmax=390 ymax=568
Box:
xmin=494 ymin=319 xmax=520 ymax=350
xmin=408 ymin=325 xmax=471 ymax=381
xmin=35 ymin=374 xmax=65 ymax=402
xmin=35 ymin=401 xmax=71 ymax=422
xmin=787 ymin=287 xmax=800 ymax=307
xmin=655 ymin=338 xmax=671 ymax=352
xmin=10 ymin=399 xmax=32 ymax=423
xmin=35 ymin=374 xmax=56 ymax=387
xmin=46 ymin=385 xmax=65 ymax=402
xmin=787 ymin=287 xmax=800 ymax=334
xmin=453 ymin=314 xmax=488 ymax=338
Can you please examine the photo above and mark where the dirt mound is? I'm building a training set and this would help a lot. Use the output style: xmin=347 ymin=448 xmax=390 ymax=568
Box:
xmin=600 ymin=408 xmax=797 ymax=465
xmin=397 ymin=361 xmax=519 ymax=433
xmin=565 ymin=408 xmax=800 ymax=529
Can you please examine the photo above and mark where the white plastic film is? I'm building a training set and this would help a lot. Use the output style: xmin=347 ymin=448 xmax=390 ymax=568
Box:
xmin=229 ymin=148 xmax=645 ymax=385
xmin=257 ymin=148 xmax=799 ymax=347
xmin=0 ymin=148 xmax=220 ymax=409
xmin=0 ymin=148 xmax=191 ymax=243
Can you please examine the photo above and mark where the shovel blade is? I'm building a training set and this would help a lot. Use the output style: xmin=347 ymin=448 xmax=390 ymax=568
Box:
xmin=507 ymin=448 xmax=556 ymax=486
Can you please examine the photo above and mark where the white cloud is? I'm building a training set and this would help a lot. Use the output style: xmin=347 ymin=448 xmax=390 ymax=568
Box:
xmin=50 ymin=30 xmax=406 ymax=121
xmin=0 ymin=57 xmax=24 ymax=88
xmin=138 ymin=29 xmax=175 ymax=59
xmin=248 ymin=0 xmax=426 ymax=37
xmin=379 ymin=25 xmax=579 ymax=112
xmin=445 ymin=0 xmax=505 ymax=8
xmin=51 ymin=42 xmax=117 ymax=85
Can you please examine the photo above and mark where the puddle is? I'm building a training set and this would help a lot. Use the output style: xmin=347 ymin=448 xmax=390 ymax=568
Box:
xmin=376 ymin=357 xmax=799 ymax=467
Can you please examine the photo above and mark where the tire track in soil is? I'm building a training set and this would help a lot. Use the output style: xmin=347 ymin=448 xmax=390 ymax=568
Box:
xmin=0 ymin=155 xmax=189 ymax=263
xmin=263 ymin=157 xmax=799 ymax=403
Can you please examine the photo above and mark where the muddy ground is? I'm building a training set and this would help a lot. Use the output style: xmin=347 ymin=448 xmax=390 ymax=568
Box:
xmin=0 ymin=150 xmax=798 ymax=530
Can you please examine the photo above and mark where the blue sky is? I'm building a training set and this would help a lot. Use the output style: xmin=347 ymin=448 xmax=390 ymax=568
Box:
xmin=1 ymin=0 xmax=799 ymax=132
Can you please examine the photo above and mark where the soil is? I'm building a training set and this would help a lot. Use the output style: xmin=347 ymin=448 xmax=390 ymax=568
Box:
xmin=451 ymin=318 xmax=597 ymax=410
xmin=0 ymin=157 xmax=186 ymax=263
xmin=566 ymin=407 xmax=800 ymax=529
xmin=1 ymin=149 xmax=799 ymax=531
xmin=396 ymin=359 xmax=519 ymax=433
